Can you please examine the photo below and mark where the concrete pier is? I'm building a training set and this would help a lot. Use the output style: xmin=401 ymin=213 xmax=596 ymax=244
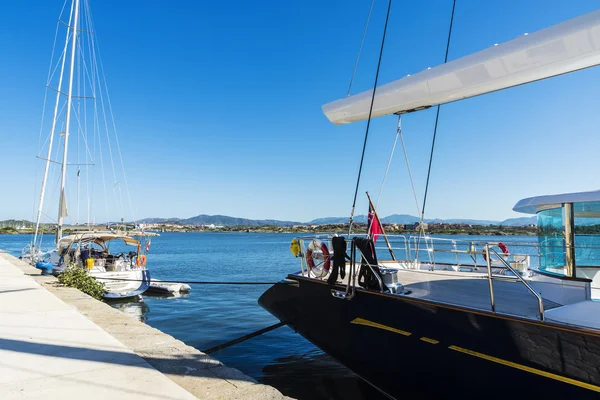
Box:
xmin=0 ymin=250 xmax=292 ymax=399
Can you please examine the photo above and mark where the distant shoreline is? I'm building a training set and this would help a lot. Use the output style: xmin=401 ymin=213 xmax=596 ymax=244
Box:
xmin=0 ymin=223 xmax=539 ymax=236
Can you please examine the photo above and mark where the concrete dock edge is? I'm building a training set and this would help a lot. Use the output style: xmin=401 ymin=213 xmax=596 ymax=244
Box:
xmin=0 ymin=250 xmax=293 ymax=400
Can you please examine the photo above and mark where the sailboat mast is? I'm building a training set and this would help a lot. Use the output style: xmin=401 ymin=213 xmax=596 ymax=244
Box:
xmin=33 ymin=1 xmax=76 ymax=249
xmin=56 ymin=0 xmax=81 ymax=243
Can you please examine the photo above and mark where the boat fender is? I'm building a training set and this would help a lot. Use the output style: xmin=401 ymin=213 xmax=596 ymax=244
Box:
xmin=467 ymin=242 xmax=476 ymax=254
xmin=136 ymin=255 xmax=147 ymax=267
xmin=306 ymin=239 xmax=331 ymax=272
xmin=290 ymin=239 xmax=301 ymax=257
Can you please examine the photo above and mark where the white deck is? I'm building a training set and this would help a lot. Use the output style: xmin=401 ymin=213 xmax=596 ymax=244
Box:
xmin=392 ymin=268 xmax=560 ymax=318
xmin=309 ymin=264 xmax=562 ymax=319
xmin=545 ymin=300 xmax=600 ymax=329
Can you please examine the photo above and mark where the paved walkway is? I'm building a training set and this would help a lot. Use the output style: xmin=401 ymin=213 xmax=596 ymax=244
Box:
xmin=0 ymin=251 xmax=291 ymax=399
xmin=0 ymin=252 xmax=199 ymax=399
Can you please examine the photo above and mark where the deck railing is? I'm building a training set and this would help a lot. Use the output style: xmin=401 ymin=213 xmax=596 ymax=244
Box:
xmin=485 ymin=244 xmax=545 ymax=321
xmin=292 ymin=235 xmax=580 ymax=321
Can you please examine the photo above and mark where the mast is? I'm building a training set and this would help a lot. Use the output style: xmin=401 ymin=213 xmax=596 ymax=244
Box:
xmin=33 ymin=1 xmax=75 ymax=250
xmin=56 ymin=0 xmax=81 ymax=244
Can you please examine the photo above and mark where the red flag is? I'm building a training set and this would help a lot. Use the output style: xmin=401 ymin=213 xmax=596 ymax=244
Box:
xmin=367 ymin=203 xmax=383 ymax=243
xmin=145 ymin=238 xmax=151 ymax=253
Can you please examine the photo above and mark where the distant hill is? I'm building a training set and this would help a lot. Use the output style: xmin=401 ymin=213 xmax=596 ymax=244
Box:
xmin=138 ymin=217 xmax=183 ymax=224
xmin=306 ymin=214 xmax=536 ymax=226
xmin=308 ymin=215 xmax=367 ymax=224
xmin=426 ymin=218 xmax=499 ymax=225
xmin=499 ymin=217 xmax=537 ymax=226
xmin=3 ymin=213 xmax=538 ymax=229
xmin=141 ymin=214 xmax=302 ymax=227
xmin=381 ymin=214 xmax=420 ymax=224
xmin=136 ymin=213 xmax=539 ymax=227
xmin=0 ymin=219 xmax=35 ymax=228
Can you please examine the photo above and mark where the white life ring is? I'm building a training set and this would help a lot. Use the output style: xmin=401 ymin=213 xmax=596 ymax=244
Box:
xmin=306 ymin=239 xmax=331 ymax=278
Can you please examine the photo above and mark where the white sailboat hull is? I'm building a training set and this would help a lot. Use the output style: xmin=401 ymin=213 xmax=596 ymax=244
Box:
xmin=93 ymin=269 xmax=151 ymax=299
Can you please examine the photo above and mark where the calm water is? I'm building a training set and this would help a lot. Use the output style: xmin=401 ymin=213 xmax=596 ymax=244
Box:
xmin=0 ymin=232 xmax=540 ymax=399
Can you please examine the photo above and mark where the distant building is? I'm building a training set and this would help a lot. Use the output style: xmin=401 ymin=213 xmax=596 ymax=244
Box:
xmin=413 ymin=222 xmax=428 ymax=231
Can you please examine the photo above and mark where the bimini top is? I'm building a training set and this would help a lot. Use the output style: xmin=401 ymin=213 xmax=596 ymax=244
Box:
xmin=58 ymin=232 xmax=140 ymax=247
xmin=513 ymin=190 xmax=600 ymax=215
xmin=322 ymin=9 xmax=600 ymax=125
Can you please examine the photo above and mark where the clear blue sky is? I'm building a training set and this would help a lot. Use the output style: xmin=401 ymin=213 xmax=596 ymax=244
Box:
xmin=1 ymin=0 xmax=600 ymax=223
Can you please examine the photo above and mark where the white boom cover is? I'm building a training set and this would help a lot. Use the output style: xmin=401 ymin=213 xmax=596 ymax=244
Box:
xmin=323 ymin=9 xmax=600 ymax=125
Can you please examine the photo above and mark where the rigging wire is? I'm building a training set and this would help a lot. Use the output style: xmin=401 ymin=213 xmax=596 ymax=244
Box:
xmin=81 ymin=3 xmax=91 ymax=227
xmin=86 ymin=0 xmax=135 ymax=226
xmin=84 ymin=0 xmax=99 ymax=226
xmin=375 ymin=118 xmax=400 ymax=209
xmin=32 ymin=23 xmax=60 ymax=242
xmin=82 ymin=6 xmax=110 ymax=222
xmin=77 ymin=20 xmax=82 ymax=225
xmin=347 ymin=0 xmax=375 ymax=97
xmin=33 ymin=2 xmax=73 ymax=250
xmin=416 ymin=0 xmax=456 ymax=248
xmin=397 ymin=115 xmax=421 ymax=217
xmin=348 ymin=0 xmax=393 ymax=236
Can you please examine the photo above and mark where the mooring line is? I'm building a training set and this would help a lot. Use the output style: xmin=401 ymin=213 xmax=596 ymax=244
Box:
xmin=202 ymin=321 xmax=286 ymax=354
xmin=79 ymin=277 xmax=292 ymax=285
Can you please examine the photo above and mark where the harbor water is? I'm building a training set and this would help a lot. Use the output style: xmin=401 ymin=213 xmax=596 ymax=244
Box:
xmin=0 ymin=232 xmax=540 ymax=399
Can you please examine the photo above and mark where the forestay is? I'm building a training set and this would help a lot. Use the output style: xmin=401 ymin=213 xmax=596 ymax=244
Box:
xmin=323 ymin=9 xmax=600 ymax=125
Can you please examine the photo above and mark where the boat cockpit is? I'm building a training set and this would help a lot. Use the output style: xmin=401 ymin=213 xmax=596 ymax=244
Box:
xmin=55 ymin=232 xmax=144 ymax=274
xmin=289 ymin=190 xmax=600 ymax=330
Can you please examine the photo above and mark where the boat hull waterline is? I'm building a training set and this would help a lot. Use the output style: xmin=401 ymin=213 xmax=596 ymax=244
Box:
xmin=96 ymin=269 xmax=151 ymax=299
xmin=53 ymin=267 xmax=151 ymax=299
xmin=259 ymin=276 xmax=600 ymax=399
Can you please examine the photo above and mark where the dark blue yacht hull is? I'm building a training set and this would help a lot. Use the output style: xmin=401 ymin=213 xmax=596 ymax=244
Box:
xmin=259 ymin=275 xmax=600 ymax=399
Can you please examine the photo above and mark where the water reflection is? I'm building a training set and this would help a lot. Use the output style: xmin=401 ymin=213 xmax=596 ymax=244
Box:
xmin=259 ymin=350 xmax=388 ymax=400
xmin=144 ymin=291 xmax=191 ymax=300
xmin=106 ymin=291 xmax=191 ymax=322
xmin=106 ymin=297 xmax=150 ymax=322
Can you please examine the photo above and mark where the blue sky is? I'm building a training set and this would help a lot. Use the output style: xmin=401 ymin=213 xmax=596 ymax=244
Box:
xmin=1 ymin=0 xmax=600 ymax=223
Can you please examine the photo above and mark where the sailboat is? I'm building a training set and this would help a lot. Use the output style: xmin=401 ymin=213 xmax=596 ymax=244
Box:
xmin=22 ymin=0 xmax=153 ymax=299
xmin=260 ymin=6 xmax=600 ymax=399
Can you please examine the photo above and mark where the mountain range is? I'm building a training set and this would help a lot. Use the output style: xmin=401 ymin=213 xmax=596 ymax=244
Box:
xmin=136 ymin=214 xmax=537 ymax=227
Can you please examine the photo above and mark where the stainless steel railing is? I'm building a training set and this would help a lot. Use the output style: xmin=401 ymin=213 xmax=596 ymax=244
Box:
xmin=294 ymin=235 xmax=549 ymax=320
xmin=295 ymin=234 xmax=539 ymax=276
xmin=485 ymin=244 xmax=545 ymax=321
